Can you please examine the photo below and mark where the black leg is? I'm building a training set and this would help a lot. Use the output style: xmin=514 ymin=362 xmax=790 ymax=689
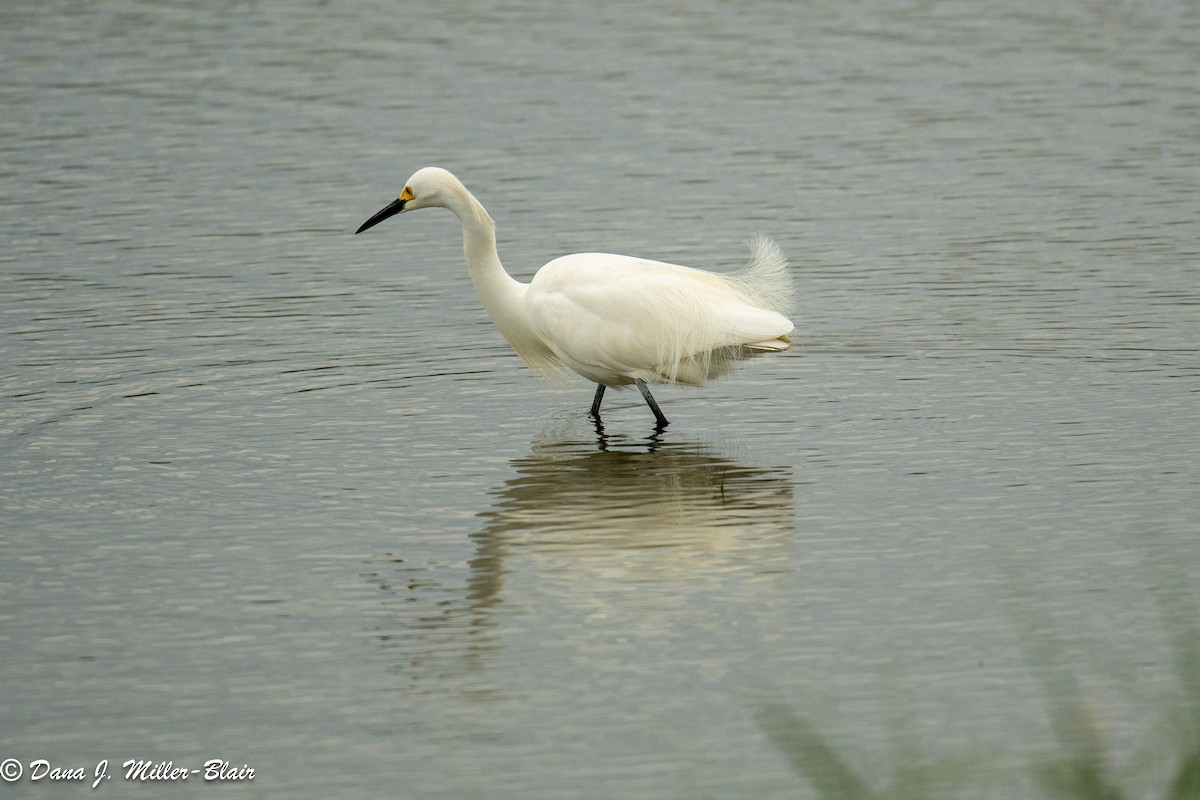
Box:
xmin=635 ymin=379 xmax=669 ymax=428
xmin=589 ymin=384 xmax=606 ymax=418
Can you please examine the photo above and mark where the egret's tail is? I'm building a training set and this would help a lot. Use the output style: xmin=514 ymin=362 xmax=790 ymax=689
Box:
xmin=745 ymin=334 xmax=791 ymax=352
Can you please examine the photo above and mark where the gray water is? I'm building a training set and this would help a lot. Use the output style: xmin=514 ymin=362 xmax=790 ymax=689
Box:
xmin=2 ymin=1 xmax=1197 ymax=797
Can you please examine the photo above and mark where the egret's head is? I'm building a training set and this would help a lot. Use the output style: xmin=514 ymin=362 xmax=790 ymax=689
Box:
xmin=355 ymin=167 xmax=462 ymax=234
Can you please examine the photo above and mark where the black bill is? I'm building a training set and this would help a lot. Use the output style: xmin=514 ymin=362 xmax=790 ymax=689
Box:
xmin=355 ymin=196 xmax=407 ymax=234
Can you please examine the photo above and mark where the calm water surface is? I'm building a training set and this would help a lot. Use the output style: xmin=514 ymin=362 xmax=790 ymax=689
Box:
xmin=2 ymin=1 xmax=1197 ymax=797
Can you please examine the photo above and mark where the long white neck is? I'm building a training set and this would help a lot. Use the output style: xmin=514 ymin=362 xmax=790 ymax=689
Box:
xmin=440 ymin=182 xmax=546 ymax=362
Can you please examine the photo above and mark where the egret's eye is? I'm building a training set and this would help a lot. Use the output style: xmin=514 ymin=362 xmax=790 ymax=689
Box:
xmin=400 ymin=186 xmax=415 ymax=202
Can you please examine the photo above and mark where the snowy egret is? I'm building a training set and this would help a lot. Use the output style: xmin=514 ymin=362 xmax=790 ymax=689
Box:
xmin=356 ymin=167 xmax=794 ymax=427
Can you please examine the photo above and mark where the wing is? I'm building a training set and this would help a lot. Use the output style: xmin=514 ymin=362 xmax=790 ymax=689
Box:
xmin=525 ymin=253 xmax=793 ymax=386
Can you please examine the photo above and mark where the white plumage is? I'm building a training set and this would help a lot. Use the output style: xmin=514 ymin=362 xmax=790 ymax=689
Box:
xmin=356 ymin=167 xmax=794 ymax=427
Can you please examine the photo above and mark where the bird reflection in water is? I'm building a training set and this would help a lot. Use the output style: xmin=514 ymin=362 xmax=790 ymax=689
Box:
xmin=362 ymin=434 xmax=795 ymax=696
xmin=474 ymin=435 xmax=794 ymax=577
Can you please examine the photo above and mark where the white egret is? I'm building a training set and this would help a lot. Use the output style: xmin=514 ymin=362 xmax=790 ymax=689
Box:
xmin=356 ymin=167 xmax=794 ymax=427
